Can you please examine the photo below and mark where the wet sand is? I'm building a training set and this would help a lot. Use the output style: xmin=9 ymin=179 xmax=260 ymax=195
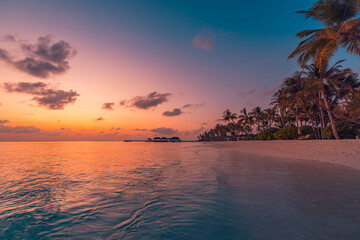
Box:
xmin=211 ymin=140 xmax=360 ymax=170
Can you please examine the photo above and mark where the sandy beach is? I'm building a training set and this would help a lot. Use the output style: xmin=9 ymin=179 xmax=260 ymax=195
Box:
xmin=212 ymin=140 xmax=360 ymax=170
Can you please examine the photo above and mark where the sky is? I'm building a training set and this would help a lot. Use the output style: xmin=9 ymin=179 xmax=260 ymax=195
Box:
xmin=0 ymin=0 xmax=359 ymax=141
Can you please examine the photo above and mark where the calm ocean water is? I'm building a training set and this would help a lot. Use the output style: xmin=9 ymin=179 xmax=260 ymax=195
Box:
xmin=0 ymin=142 xmax=359 ymax=239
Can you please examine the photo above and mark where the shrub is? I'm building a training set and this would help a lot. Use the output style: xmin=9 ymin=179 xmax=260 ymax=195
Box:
xmin=300 ymin=126 xmax=317 ymax=139
xmin=246 ymin=135 xmax=255 ymax=141
xmin=274 ymin=126 xmax=299 ymax=140
xmin=256 ymin=128 xmax=278 ymax=141
xmin=323 ymin=120 xmax=358 ymax=139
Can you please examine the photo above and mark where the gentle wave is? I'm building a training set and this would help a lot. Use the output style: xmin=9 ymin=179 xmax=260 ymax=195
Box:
xmin=0 ymin=142 xmax=360 ymax=239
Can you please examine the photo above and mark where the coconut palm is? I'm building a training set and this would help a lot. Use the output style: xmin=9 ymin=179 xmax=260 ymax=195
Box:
xmin=263 ymin=107 xmax=277 ymax=129
xmin=289 ymin=0 xmax=360 ymax=139
xmin=250 ymin=106 xmax=264 ymax=133
xmin=301 ymin=60 xmax=360 ymax=138
xmin=223 ymin=109 xmax=237 ymax=124
xmin=280 ymin=72 xmax=309 ymax=135
xmin=271 ymin=88 xmax=289 ymax=128
xmin=345 ymin=91 xmax=360 ymax=120
xmin=214 ymin=124 xmax=227 ymax=140
xmin=238 ymin=108 xmax=254 ymax=134
xmin=289 ymin=0 xmax=360 ymax=68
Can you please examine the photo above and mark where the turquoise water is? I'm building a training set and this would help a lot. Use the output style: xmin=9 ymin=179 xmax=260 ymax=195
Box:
xmin=0 ymin=142 xmax=359 ymax=239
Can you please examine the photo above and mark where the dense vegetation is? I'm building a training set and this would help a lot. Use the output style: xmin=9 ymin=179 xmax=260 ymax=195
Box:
xmin=198 ymin=0 xmax=360 ymax=141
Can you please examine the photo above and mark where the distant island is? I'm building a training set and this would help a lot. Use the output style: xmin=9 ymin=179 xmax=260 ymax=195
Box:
xmin=148 ymin=137 xmax=181 ymax=142
xmin=124 ymin=137 xmax=182 ymax=142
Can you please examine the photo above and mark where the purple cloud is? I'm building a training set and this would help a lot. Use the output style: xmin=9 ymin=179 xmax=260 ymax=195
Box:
xmin=193 ymin=30 xmax=217 ymax=51
xmin=0 ymin=35 xmax=77 ymax=78
xmin=134 ymin=128 xmax=148 ymax=131
xmin=183 ymin=126 xmax=206 ymax=136
xmin=121 ymin=92 xmax=171 ymax=110
xmin=102 ymin=102 xmax=115 ymax=110
xmin=3 ymin=82 xmax=79 ymax=110
xmin=182 ymin=103 xmax=204 ymax=109
xmin=2 ymin=35 xmax=16 ymax=42
xmin=238 ymin=89 xmax=256 ymax=97
xmin=263 ymin=87 xmax=278 ymax=96
xmin=0 ymin=124 xmax=41 ymax=133
xmin=150 ymin=127 xmax=178 ymax=135
xmin=0 ymin=119 xmax=9 ymax=124
xmin=162 ymin=108 xmax=183 ymax=117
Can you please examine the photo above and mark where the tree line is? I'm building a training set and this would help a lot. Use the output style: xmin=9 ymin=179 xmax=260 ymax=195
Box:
xmin=198 ymin=0 xmax=360 ymax=141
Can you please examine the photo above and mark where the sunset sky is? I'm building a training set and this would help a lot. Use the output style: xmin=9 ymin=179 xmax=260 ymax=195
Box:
xmin=0 ymin=0 xmax=359 ymax=141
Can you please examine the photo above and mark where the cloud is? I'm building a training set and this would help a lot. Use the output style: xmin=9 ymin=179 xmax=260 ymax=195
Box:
xmin=2 ymin=35 xmax=16 ymax=42
xmin=201 ymin=122 xmax=207 ymax=125
xmin=4 ymin=82 xmax=46 ymax=94
xmin=243 ymin=101 xmax=254 ymax=108
xmin=0 ymin=119 xmax=9 ymax=124
xmin=162 ymin=108 xmax=183 ymax=117
xmin=238 ymin=89 xmax=256 ymax=97
xmin=121 ymin=92 xmax=171 ymax=110
xmin=150 ymin=127 xmax=178 ymax=135
xmin=102 ymin=102 xmax=115 ymax=110
xmin=0 ymin=124 xmax=41 ymax=133
xmin=182 ymin=103 xmax=204 ymax=109
xmin=134 ymin=128 xmax=148 ymax=131
xmin=0 ymin=35 xmax=77 ymax=78
xmin=183 ymin=126 xmax=206 ymax=136
xmin=104 ymin=132 xmax=120 ymax=137
xmin=41 ymin=127 xmax=72 ymax=136
xmin=95 ymin=117 xmax=104 ymax=121
xmin=263 ymin=87 xmax=278 ymax=96
xmin=192 ymin=30 xmax=217 ymax=51
xmin=33 ymin=90 xmax=79 ymax=110
xmin=0 ymin=49 xmax=12 ymax=63
xmin=3 ymin=82 xmax=79 ymax=110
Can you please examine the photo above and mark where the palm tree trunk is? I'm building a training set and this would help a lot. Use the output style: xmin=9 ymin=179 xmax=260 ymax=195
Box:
xmin=320 ymin=89 xmax=340 ymax=140
xmin=315 ymin=114 xmax=322 ymax=139
xmin=296 ymin=115 xmax=302 ymax=135
xmin=280 ymin=109 xmax=285 ymax=128
xmin=319 ymin=92 xmax=325 ymax=134
xmin=309 ymin=114 xmax=319 ymax=139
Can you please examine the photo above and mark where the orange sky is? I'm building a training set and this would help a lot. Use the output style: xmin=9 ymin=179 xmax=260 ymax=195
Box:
xmin=1 ymin=1 xmax=358 ymax=141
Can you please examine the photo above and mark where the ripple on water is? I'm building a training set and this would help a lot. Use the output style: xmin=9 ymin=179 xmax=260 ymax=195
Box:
xmin=0 ymin=142 xmax=359 ymax=239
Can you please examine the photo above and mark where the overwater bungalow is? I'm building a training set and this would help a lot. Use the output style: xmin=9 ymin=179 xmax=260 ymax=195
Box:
xmin=149 ymin=137 xmax=181 ymax=142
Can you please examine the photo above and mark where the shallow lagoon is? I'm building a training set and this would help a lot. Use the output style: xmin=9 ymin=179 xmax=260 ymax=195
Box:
xmin=0 ymin=142 xmax=359 ymax=239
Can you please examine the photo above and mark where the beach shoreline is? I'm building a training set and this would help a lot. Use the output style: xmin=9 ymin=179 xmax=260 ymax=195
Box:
xmin=209 ymin=140 xmax=360 ymax=170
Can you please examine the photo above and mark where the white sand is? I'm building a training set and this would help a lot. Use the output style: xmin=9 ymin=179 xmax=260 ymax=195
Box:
xmin=212 ymin=140 xmax=360 ymax=170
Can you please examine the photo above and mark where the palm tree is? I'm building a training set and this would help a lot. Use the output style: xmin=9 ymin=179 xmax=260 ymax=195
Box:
xmin=345 ymin=90 xmax=360 ymax=120
xmin=301 ymin=61 xmax=359 ymax=138
xmin=271 ymin=88 xmax=289 ymax=128
xmin=223 ymin=109 xmax=237 ymax=124
xmin=289 ymin=0 xmax=360 ymax=139
xmin=214 ymin=124 xmax=227 ymax=140
xmin=280 ymin=72 xmax=309 ymax=135
xmin=289 ymin=0 xmax=360 ymax=68
xmin=238 ymin=108 xmax=254 ymax=134
xmin=250 ymin=106 xmax=263 ymax=133
xmin=263 ymin=107 xmax=277 ymax=129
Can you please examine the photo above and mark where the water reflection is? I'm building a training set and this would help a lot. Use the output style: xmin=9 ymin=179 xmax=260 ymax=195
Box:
xmin=0 ymin=142 xmax=359 ymax=239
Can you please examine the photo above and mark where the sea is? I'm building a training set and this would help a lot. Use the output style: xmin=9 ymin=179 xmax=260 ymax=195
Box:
xmin=0 ymin=141 xmax=359 ymax=239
